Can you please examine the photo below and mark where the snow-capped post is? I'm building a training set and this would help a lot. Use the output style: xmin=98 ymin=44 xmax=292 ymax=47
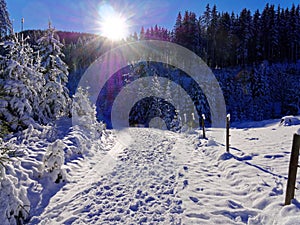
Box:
xmin=191 ymin=112 xmax=195 ymax=130
xmin=285 ymin=133 xmax=300 ymax=205
xmin=202 ymin=114 xmax=206 ymax=139
xmin=226 ymin=114 xmax=230 ymax=153
xmin=192 ymin=113 xmax=195 ymax=121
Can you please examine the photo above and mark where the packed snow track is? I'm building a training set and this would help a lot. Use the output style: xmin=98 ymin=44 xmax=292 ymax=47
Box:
xmin=29 ymin=124 xmax=300 ymax=225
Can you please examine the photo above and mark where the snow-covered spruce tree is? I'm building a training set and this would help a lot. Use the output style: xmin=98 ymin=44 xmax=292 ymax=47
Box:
xmin=37 ymin=24 xmax=71 ymax=124
xmin=0 ymin=34 xmax=43 ymax=131
xmin=72 ymin=86 xmax=105 ymax=138
xmin=0 ymin=0 xmax=12 ymax=39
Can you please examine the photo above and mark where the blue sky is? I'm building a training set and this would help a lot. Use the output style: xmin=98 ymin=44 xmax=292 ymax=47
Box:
xmin=7 ymin=0 xmax=297 ymax=34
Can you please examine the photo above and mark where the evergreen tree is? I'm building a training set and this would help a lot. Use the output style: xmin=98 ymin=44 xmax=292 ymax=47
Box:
xmin=207 ymin=5 xmax=219 ymax=67
xmin=199 ymin=4 xmax=211 ymax=63
xmin=186 ymin=12 xmax=200 ymax=53
xmin=0 ymin=35 xmax=42 ymax=130
xmin=268 ymin=5 xmax=279 ymax=62
xmin=174 ymin=12 xmax=183 ymax=44
xmin=278 ymin=7 xmax=287 ymax=61
xmin=228 ymin=12 xmax=239 ymax=66
xmin=215 ymin=12 xmax=231 ymax=67
xmin=37 ymin=23 xmax=71 ymax=124
xmin=144 ymin=28 xmax=150 ymax=40
xmin=236 ymin=8 xmax=253 ymax=66
xmin=133 ymin=31 xmax=138 ymax=41
xmin=139 ymin=26 xmax=145 ymax=40
xmin=0 ymin=0 xmax=12 ymax=39
xmin=250 ymin=10 xmax=263 ymax=63
xmin=261 ymin=4 xmax=272 ymax=61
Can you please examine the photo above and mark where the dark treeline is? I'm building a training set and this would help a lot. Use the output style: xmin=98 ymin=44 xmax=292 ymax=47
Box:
xmin=131 ymin=3 xmax=300 ymax=67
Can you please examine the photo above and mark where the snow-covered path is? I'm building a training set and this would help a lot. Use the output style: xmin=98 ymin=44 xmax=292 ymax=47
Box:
xmin=31 ymin=128 xmax=188 ymax=224
xmin=29 ymin=124 xmax=300 ymax=225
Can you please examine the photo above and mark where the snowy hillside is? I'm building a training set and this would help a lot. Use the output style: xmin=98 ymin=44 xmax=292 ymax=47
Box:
xmin=23 ymin=120 xmax=300 ymax=224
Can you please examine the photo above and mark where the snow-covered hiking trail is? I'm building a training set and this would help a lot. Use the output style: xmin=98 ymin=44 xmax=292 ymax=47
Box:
xmin=30 ymin=128 xmax=186 ymax=224
xmin=29 ymin=124 xmax=300 ymax=225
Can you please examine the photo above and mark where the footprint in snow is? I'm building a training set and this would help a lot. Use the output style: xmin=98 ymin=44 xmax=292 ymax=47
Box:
xmin=189 ymin=196 xmax=199 ymax=203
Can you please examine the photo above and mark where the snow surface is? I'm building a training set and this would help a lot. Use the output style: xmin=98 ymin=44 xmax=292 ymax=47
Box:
xmin=23 ymin=120 xmax=300 ymax=224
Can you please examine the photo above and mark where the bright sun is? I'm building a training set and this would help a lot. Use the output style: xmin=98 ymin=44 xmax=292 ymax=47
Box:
xmin=100 ymin=10 xmax=129 ymax=41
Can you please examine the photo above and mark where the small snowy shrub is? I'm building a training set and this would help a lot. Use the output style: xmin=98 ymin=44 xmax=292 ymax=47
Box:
xmin=72 ymin=86 xmax=106 ymax=139
xmin=42 ymin=140 xmax=66 ymax=183
xmin=63 ymin=127 xmax=90 ymax=161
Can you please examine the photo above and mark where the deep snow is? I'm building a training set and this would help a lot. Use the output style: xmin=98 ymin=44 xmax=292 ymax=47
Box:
xmin=20 ymin=119 xmax=300 ymax=224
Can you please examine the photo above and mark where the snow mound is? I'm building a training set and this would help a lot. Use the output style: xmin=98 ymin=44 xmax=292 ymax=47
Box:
xmin=0 ymin=175 xmax=29 ymax=225
xmin=206 ymin=138 xmax=218 ymax=147
xmin=279 ymin=116 xmax=300 ymax=126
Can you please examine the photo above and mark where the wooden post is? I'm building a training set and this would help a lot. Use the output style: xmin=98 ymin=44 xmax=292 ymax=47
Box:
xmin=202 ymin=114 xmax=206 ymax=139
xmin=285 ymin=133 xmax=300 ymax=205
xmin=226 ymin=114 xmax=230 ymax=153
